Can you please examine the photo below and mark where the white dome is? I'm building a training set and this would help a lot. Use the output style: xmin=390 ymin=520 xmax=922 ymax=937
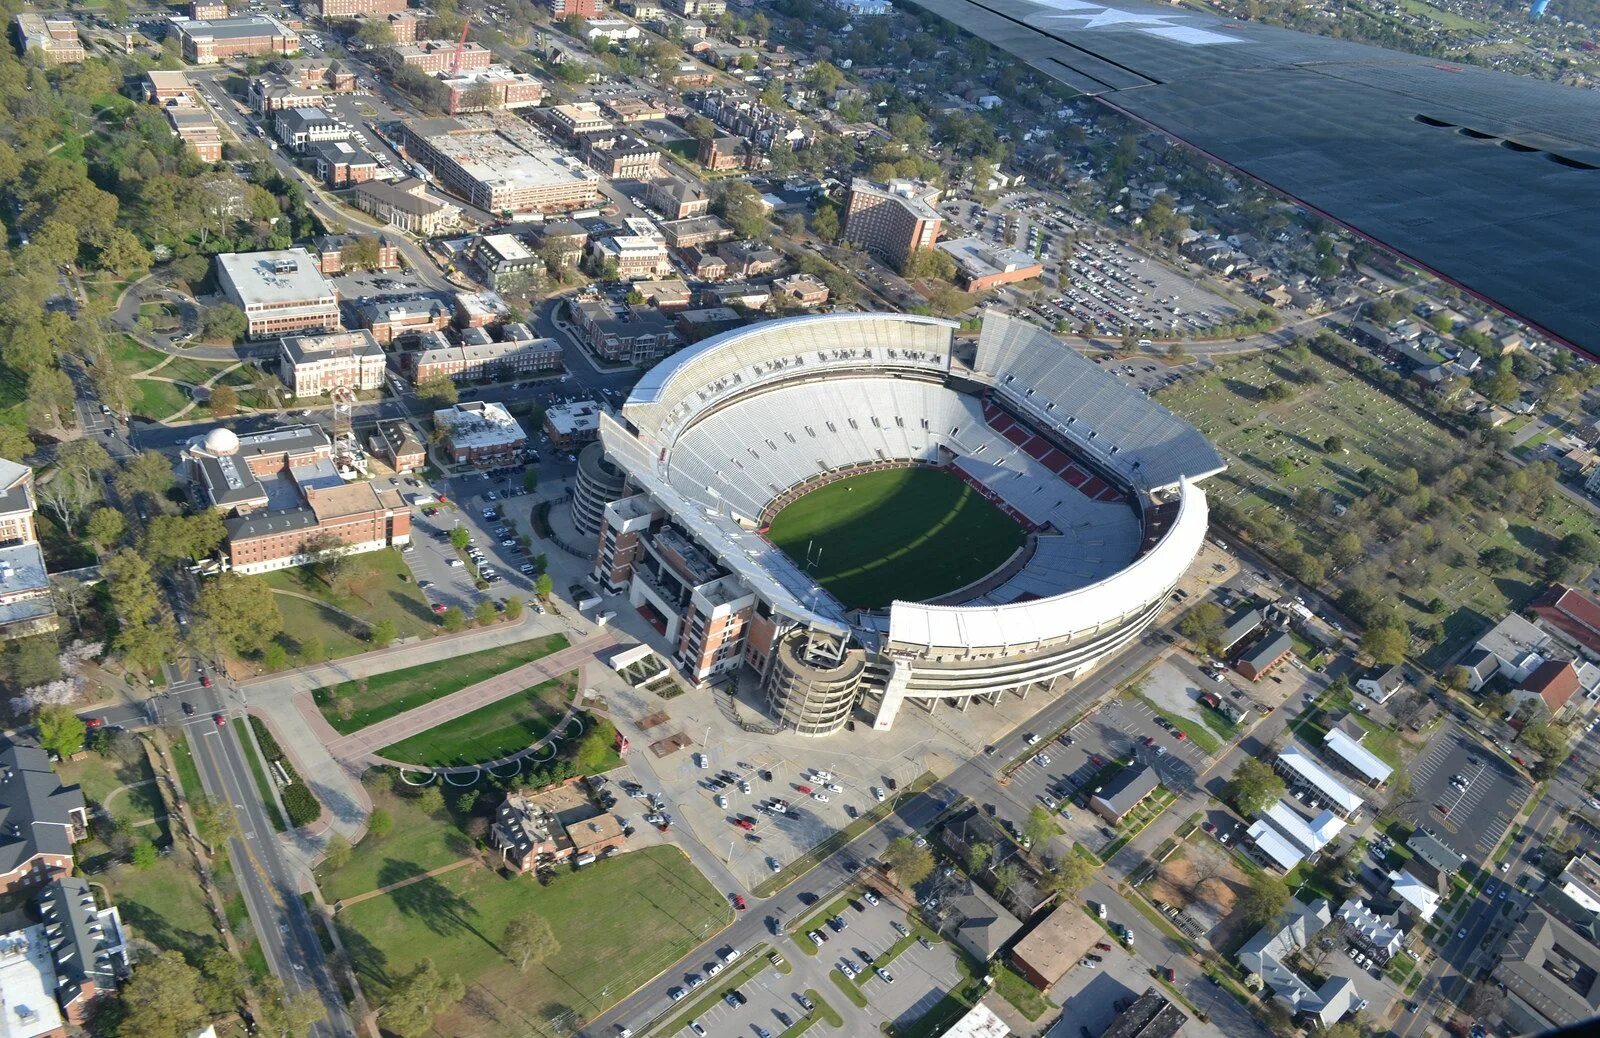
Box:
xmin=203 ymin=427 xmax=240 ymax=456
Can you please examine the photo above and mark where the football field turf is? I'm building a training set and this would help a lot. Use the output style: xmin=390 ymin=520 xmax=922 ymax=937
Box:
xmin=764 ymin=467 xmax=1027 ymax=609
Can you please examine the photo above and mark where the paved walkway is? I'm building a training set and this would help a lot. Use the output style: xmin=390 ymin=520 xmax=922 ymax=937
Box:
xmin=332 ymin=857 xmax=475 ymax=910
xmin=324 ymin=631 xmax=619 ymax=765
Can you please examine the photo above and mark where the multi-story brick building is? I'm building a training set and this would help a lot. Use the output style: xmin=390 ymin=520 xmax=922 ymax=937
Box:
xmin=369 ymin=420 xmax=427 ymax=472
xmin=395 ymin=39 xmax=492 ymax=73
xmin=353 ymin=178 xmax=453 ymax=235
xmin=645 ymin=176 xmax=709 ymax=219
xmin=314 ymin=233 xmax=400 ymax=275
xmin=571 ymin=298 xmax=680 ymax=364
xmin=35 ymin=877 xmax=127 ymax=1027
xmin=0 ymin=740 xmax=87 ymax=893
xmin=439 ymin=65 xmax=544 ymax=114
xmin=166 ymin=107 xmax=223 ymax=162
xmin=248 ymin=59 xmax=357 ymax=113
xmin=543 ymin=400 xmax=603 ymax=450
xmin=142 ymin=69 xmax=197 ymax=105
xmin=216 ymin=249 xmax=341 ymax=339
xmin=470 ymin=233 xmax=542 ymax=290
xmin=276 ymin=106 xmax=347 ymax=151
xmin=405 ymin=325 xmax=563 ymax=384
xmin=279 ymin=329 xmax=387 ymax=398
xmin=433 ymin=401 xmax=528 ymax=466
xmin=661 ymin=215 xmax=733 ymax=250
xmin=540 ymin=101 xmax=613 ymax=140
xmin=773 ymin=272 xmax=829 ymax=308
xmin=177 ymin=16 xmax=300 ymax=64
xmin=400 ymin=117 xmax=601 ymax=214
xmin=13 ymin=14 xmax=84 ymax=64
xmin=357 ymin=297 xmax=451 ymax=344
xmin=697 ymin=134 xmax=750 ymax=171
xmin=547 ymin=0 xmax=602 ymax=15
xmin=588 ymin=233 xmax=673 ymax=280
xmin=183 ymin=425 xmax=411 ymax=574
xmin=315 ymin=0 xmax=407 ymax=18
xmin=188 ymin=0 xmax=229 ymax=16
xmin=843 ymin=178 xmax=944 ymax=271
xmin=306 ymin=140 xmax=378 ymax=186
xmin=580 ymin=133 xmax=660 ymax=180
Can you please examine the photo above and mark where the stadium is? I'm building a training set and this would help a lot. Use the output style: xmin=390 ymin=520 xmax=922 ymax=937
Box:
xmin=586 ymin=311 xmax=1225 ymax=735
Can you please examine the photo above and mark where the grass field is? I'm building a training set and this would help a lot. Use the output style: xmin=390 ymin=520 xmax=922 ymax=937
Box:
xmin=336 ymin=846 xmax=729 ymax=1037
xmin=314 ymin=633 xmax=570 ymax=735
xmin=259 ymin=550 xmax=437 ymax=665
xmin=764 ymin=468 xmax=1025 ymax=609
xmin=131 ymin=378 xmax=189 ymax=421
xmin=1157 ymin=351 xmax=1596 ymax=665
xmin=377 ymin=675 xmax=576 ymax=767
xmin=319 ymin=776 xmax=474 ymax=903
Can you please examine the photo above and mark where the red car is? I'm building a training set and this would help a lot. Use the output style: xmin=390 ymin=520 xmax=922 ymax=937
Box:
xmin=85 ymin=717 xmax=103 ymax=730
xmin=734 ymin=818 xmax=754 ymax=831
xmin=1173 ymin=730 xmax=1187 ymax=741
xmin=796 ymin=785 xmax=813 ymax=795
xmin=1143 ymin=736 xmax=1156 ymax=746
xmin=432 ymin=603 xmax=447 ymax=614
xmin=200 ymin=675 xmax=212 ymax=688
xmin=213 ymin=713 xmax=226 ymax=727
xmin=733 ymin=894 xmax=747 ymax=911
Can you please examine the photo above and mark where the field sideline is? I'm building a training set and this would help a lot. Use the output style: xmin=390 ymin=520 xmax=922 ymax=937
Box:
xmin=764 ymin=467 xmax=1026 ymax=609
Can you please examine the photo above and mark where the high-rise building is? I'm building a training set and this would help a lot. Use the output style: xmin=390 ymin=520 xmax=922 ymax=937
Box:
xmin=842 ymin=178 xmax=944 ymax=272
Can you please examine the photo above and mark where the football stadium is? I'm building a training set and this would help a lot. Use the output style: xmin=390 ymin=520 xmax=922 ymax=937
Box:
xmin=587 ymin=312 xmax=1225 ymax=735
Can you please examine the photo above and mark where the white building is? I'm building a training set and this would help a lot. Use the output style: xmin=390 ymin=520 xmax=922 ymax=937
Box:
xmin=1323 ymin=725 xmax=1394 ymax=786
xmin=432 ymin=401 xmax=528 ymax=466
xmin=1388 ymin=869 xmax=1440 ymax=923
xmin=278 ymin=329 xmax=386 ymax=398
xmin=1261 ymin=800 xmax=1346 ymax=856
xmin=1275 ymin=745 xmax=1364 ymax=818
xmin=1246 ymin=820 xmax=1305 ymax=872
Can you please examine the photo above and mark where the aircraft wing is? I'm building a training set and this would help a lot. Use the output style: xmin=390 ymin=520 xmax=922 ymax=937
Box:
xmin=900 ymin=0 xmax=1600 ymax=357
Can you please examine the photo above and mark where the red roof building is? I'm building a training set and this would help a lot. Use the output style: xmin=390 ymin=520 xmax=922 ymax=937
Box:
xmin=1531 ymin=584 xmax=1600 ymax=657
xmin=1517 ymin=659 xmax=1580 ymax=716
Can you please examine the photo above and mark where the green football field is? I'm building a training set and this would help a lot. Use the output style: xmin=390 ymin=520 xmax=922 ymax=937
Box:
xmin=764 ymin=467 xmax=1027 ymax=610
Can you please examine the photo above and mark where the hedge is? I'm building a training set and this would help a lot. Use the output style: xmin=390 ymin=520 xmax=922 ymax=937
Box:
xmin=250 ymin=716 xmax=322 ymax=828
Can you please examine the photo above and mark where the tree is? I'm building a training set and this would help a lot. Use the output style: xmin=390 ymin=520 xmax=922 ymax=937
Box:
xmin=441 ymin=606 xmax=466 ymax=631
xmin=195 ymin=573 xmax=284 ymax=657
xmin=1323 ymin=435 xmax=1344 ymax=453
xmin=117 ymin=449 xmax=179 ymax=510
xmin=1442 ymin=665 xmax=1471 ymax=693
xmin=143 ymin=510 xmax=227 ymax=565
xmin=1227 ymin=758 xmax=1286 ymax=816
xmin=131 ymin=839 xmax=158 ymax=869
xmin=418 ymin=372 xmax=459 ymax=406
xmin=198 ymin=947 xmax=243 ymax=1013
xmin=1045 ymin=854 xmax=1095 ymax=901
xmin=322 ymin=832 xmax=353 ymax=872
xmin=991 ymin=862 xmax=1021 ymax=896
xmin=810 ymin=203 xmax=841 ymax=243
xmin=38 ymin=439 xmax=113 ymax=535
xmin=450 ymin=527 xmax=471 ymax=551
xmin=1176 ymin=601 xmax=1225 ymax=654
xmin=1360 ymin=624 xmax=1408 ymax=665
xmin=1240 ymin=873 xmax=1290 ymax=927
xmin=369 ymin=618 xmax=397 ymax=648
xmin=257 ymin=975 xmax=326 ymax=1037
xmin=475 ymin=599 xmax=498 ymax=626
xmin=208 ymin=383 xmax=239 ymax=417
xmin=201 ymin=303 xmax=247 ymax=343
xmin=967 ymin=841 xmax=993 ymax=874
xmin=713 ymin=182 xmax=769 ymax=241
xmin=369 ymin=807 xmax=393 ymax=838
xmin=84 ymin=506 xmax=125 ymax=554
xmin=882 ymin=836 xmax=933 ymax=887
xmin=1023 ymin=805 xmax=1057 ymax=848
xmin=902 ymin=249 xmax=957 ymax=282
xmin=35 ymin=704 xmax=86 ymax=758
xmin=535 ymin=572 xmax=554 ymax=599
xmin=504 ymin=597 xmax=524 ymax=621
xmin=382 ymin=959 xmax=465 ymax=1038
xmin=576 ymin=718 xmax=618 ymax=770
xmin=503 ymin=911 xmax=560 ymax=973
xmin=116 ymin=951 xmax=209 ymax=1038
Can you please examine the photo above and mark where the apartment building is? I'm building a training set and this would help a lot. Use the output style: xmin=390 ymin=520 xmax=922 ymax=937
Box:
xmin=215 ymin=249 xmax=340 ymax=339
xmin=571 ymin=298 xmax=680 ymax=364
xmin=843 ymin=178 xmax=944 ymax=270
xmin=396 ymin=39 xmax=492 ymax=73
xmin=547 ymin=0 xmax=603 ymax=15
xmin=408 ymin=325 xmax=563 ymax=384
xmin=470 ymin=234 xmax=542 ymax=290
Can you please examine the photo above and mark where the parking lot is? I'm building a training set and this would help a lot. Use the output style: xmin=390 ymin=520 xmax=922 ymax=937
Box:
xmin=1404 ymin=719 xmax=1529 ymax=861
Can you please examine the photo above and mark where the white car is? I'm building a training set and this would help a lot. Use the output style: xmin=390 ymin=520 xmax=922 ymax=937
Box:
xmin=812 ymin=770 xmax=833 ymax=782
xmin=872 ymin=787 xmax=885 ymax=802
xmin=1026 ymin=733 xmax=1040 ymax=746
xmin=812 ymin=792 xmax=830 ymax=803
xmin=823 ymin=782 xmax=842 ymax=793
xmin=715 ymin=794 xmax=727 ymax=809
xmin=768 ymin=857 xmax=781 ymax=873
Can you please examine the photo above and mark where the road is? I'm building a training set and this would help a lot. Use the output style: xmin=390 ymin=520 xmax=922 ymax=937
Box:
xmin=162 ymin=658 xmax=355 ymax=1038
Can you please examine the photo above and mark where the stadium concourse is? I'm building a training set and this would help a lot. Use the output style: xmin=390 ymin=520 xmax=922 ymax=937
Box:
xmin=582 ymin=312 xmax=1225 ymax=736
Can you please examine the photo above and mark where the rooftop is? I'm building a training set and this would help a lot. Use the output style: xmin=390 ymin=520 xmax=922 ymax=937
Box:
xmin=545 ymin=400 xmax=603 ymax=437
xmin=0 ymin=926 xmax=66 ymax=1038
xmin=216 ymin=249 xmax=337 ymax=307
xmin=280 ymin=329 xmax=383 ymax=366
xmin=178 ymin=14 xmax=297 ymax=41
xmin=1009 ymin=904 xmax=1100 ymax=988
xmin=434 ymin=401 xmax=527 ymax=450
xmin=1324 ymin=723 xmax=1394 ymax=784
xmin=419 ymin=125 xmax=599 ymax=194
xmin=1276 ymin=745 xmax=1364 ymax=815
xmin=937 ymin=235 xmax=1041 ymax=278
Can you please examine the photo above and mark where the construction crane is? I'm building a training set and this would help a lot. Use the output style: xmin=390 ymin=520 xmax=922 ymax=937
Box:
xmin=450 ymin=16 xmax=472 ymax=76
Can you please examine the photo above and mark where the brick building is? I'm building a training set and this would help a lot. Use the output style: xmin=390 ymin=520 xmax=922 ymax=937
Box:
xmin=843 ymin=178 xmax=943 ymax=271
xmin=306 ymin=140 xmax=378 ymax=186
xmin=543 ymin=400 xmax=603 ymax=450
xmin=439 ymin=65 xmax=545 ymax=113
xmin=177 ymin=16 xmax=300 ymax=64
xmin=183 ymin=425 xmax=411 ymax=574
xmin=406 ymin=325 xmax=563 ymax=384
xmin=581 ymin=133 xmax=661 ymax=180
xmin=353 ymin=178 xmax=452 ymax=235
xmin=697 ymin=134 xmax=750 ymax=171
xmin=278 ymin=329 xmax=387 ymax=398
xmin=645 ymin=176 xmax=710 ymax=219
xmin=0 ymin=740 xmax=87 ymax=894
xmin=358 ymin=297 xmax=451 ymax=345
xmin=400 ymin=118 xmax=601 ymax=214
xmin=13 ymin=14 xmax=84 ymax=64
xmin=315 ymin=0 xmax=407 ymax=17
xmin=547 ymin=0 xmax=603 ymax=15
xmin=433 ymin=401 xmax=528 ymax=466
xmin=166 ymin=107 xmax=223 ymax=162
xmin=396 ymin=39 xmax=492 ymax=73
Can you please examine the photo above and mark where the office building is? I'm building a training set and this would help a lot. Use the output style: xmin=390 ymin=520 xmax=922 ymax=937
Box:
xmin=278 ymin=329 xmax=387 ymax=398
xmin=215 ymin=249 xmax=340 ymax=339
xmin=843 ymin=178 xmax=943 ymax=271
xmin=589 ymin=233 xmax=672 ymax=279
xmin=433 ymin=401 xmax=528 ymax=466
xmin=544 ymin=400 xmax=603 ymax=450
xmin=166 ymin=107 xmax=223 ymax=162
xmin=0 ymin=461 xmax=57 ymax=640
xmin=315 ymin=0 xmax=408 ymax=17
xmin=937 ymin=236 xmax=1044 ymax=291
xmin=541 ymin=101 xmax=613 ymax=140
xmin=13 ymin=14 xmax=84 ymax=64
xmin=182 ymin=425 xmax=410 ymax=574
xmin=142 ymin=69 xmax=196 ymax=105
xmin=358 ymin=297 xmax=451 ymax=344
xmin=407 ymin=325 xmax=563 ymax=384
xmin=353 ymin=178 xmax=452 ymax=235
xmin=402 ymin=118 xmax=601 ymax=214
xmin=306 ymin=140 xmax=378 ymax=187
xmin=177 ymin=16 xmax=300 ymax=64
xmin=276 ymin=106 xmax=346 ymax=151
xmin=581 ymin=133 xmax=660 ymax=179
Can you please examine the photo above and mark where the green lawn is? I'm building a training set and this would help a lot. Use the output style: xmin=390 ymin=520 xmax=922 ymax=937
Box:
xmin=993 ymin=962 xmax=1054 ymax=1021
xmin=377 ymin=675 xmax=576 ymax=768
xmin=314 ymin=633 xmax=570 ymax=736
xmin=336 ymin=846 xmax=730 ymax=1035
xmin=261 ymin=549 xmax=437 ymax=657
xmin=764 ymin=467 xmax=1026 ymax=610
xmin=1129 ymin=690 xmax=1222 ymax=754
xmin=58 ymin=748 xmax=164 ymax=828
xmin=318 ymin=777 xmax=474 ymax=903
xmin=131 ymin=378 xmax=190 ymax=420
xmin=109 ymin=334 xmax=170 ymax=376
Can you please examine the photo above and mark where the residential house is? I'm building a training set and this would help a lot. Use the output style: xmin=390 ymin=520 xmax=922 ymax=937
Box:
xmin=1237 ymin=899 xmax=1358 ymax=1028
xmin=1089 ymin=765 xmax=1158 ymax=824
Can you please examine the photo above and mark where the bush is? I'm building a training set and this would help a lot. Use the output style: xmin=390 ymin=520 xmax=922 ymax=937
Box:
xmin=281 ymin=783 xmax=321 ymax=827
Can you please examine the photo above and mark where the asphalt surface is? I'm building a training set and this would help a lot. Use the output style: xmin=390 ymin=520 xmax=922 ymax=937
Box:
xmin=160 ymin=658 xmax=355 ymax=1038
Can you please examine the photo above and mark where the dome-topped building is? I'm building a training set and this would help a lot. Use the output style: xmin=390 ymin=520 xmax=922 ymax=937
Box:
xmin=201 ymin=426 xmax=240 ymax=457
